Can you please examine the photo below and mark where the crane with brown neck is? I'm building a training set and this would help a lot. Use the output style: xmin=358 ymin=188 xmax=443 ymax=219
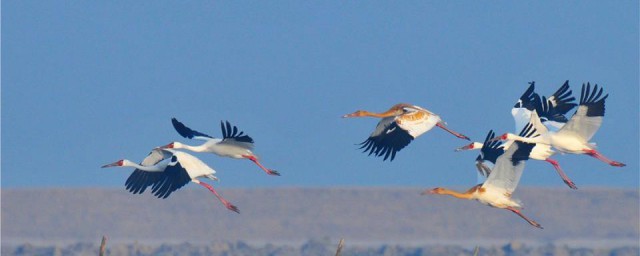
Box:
xmin=343 ymin=103 xmax=469 ymax=161
xmin=423 ymin=123 xmax=543 ymax=229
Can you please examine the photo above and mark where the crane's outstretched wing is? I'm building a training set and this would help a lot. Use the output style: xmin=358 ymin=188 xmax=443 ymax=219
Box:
xmin=512 ymin=82 xmax=541 ymax=132
xmin=546 ymin=80 xmax=578 ymax=115
xmin=171 ymin=118 xmax=213 ymax=140
xmin=125 ymin=148 xmax=170 ymax=194
xmin=535 ymin=81 xmax=577 ymax=131
xmin=150 ymin=155 xmax=192 ymax=199
xmin=557 ymin=83 xmax=607 ymax=142
xmin=474 ymin=130 xmax=505 ymax=177
xmin=358 ymin=117 xmax=412 ymax=161
xmin=513 ymin=82 xmax=538 ymax=111
xmin=536 ymin=95 xmax=569 ymax=130
xmin=478 ymin=130 xmax=505 ymax=165
xmin=528 ymin=109 xmax=550 ymax=136
xmin=358 ymin=109 xmax=440 ymax=161
xmin=218 ymin=121 xmax=255 ymax=150
xmin=484 ymin=123 xmax=537 ymax=194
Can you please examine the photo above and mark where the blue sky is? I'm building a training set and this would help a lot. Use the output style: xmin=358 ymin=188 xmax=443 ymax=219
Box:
xmin=3 ymin=1 xmax=638 ymax=189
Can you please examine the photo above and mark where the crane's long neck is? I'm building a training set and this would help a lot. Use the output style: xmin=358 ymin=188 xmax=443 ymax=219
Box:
xmin=123 ymin=160 xmax=164 ymax=172
xmin=174 ymin=142 xmax=208 ymax=153
xmin=360 ymin=109 xmax=399 ymax=118
xmin=436 ymin=188 xmax=475 ymax=200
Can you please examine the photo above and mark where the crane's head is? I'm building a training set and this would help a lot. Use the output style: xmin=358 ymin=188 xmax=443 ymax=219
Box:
xmin=342 ymin=106 xmax=405 ymax=118
xmin=342 ymin=110 xmax=367 ymax=118
xmin=487 ymin=133 xmax=510 ymax=143
xmin=160 ymin=142 xmax=182 ymax=149
xmin=421 ymin=187 xmax=444 ymax=195
xmin=101 ymin=159 xmax=125 ymax=168
xmin=454 ymin=142 xmax=483 ymax=152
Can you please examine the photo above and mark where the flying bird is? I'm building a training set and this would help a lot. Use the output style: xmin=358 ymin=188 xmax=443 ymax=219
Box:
xmin=455 ymin=129 xmax=577 ymax=189
xmin=512 ymin=81 xmax=577 ymax=132
xmin=343 ymin=103 xmax=470 ymax=161
xmin=492 ymin=83 xmax=626 ymax=167
xmin=424 ymin=123 xmax=543 ymax=229
xmin=101 ymin=148 xmax=239 ymax=213
xmin=456 ymin=81 xmax=579 ymax=188
xmin=163 ymin=118 xmax=279 ymax=176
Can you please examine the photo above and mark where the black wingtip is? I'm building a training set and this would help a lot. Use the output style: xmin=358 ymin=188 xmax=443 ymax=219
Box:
xmin=515 ymin=83 xmax=540 ymax=111
xmin=220 ymin=120 xmax=255 ymax=143
xmin=579 ymin=82 xmax=608 ymax=117
xmin=171 ymin=118 xmax=191 ymax=139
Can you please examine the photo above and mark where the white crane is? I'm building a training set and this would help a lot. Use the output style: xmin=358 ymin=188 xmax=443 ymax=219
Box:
xmin=343 ymin=103 xmax=469 ymax=161
xmin=492 ymin=83 xmax=626 ymax=167
xmin=455 ymin=129 xmax=576 ymax=189
xmin=456 ymin=81 xmax=579 ymax=188
xmin=163 ymin=118 xmax=279 ymax=176
xmin=424 ymin=123 xmax=543 ymax=229
xmin=101 ymin=148 xmax=239 ymax=213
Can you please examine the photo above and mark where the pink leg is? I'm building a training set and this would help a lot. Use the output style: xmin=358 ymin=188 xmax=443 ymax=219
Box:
xmin=545 ymin=158 xmax=577 ymax=189
xmin=243 ymin=155 xmax=280 ymax=176
xmin=506 ymin=207 xmax=543 ymax=229
xmin=436 ymin=123 xmax=470 ymax=141
xmin=583 ymin=149 xmax=626 ymax=167
xmin=195 ymin=181 xmax=239 ymax=213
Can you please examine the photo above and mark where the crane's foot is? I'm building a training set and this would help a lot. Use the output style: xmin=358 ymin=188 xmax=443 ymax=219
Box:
xmin=456 ymin=134 xmax=471 ymax=141
xmin=610 ymin=161 xmax=626 ymax=167
xmin=243 ymin=154 xmax=279 ymax=176
xmin=267 ymin=169 xmax=281 ymax=176
xmin=530 ymin=221 xmax=543 ymax=229
xmin=224 ymin=202 xmax=240 ymax=214
xmin=563 ymin=179 xmax=578 ymax=190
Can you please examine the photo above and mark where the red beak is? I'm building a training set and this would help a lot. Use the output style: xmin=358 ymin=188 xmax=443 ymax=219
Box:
xmin=101 ymin=160 xmax=123 ymax=168
xmin=454 ymin=143 xmax=474 ymax=152
xmin=160 ymin=142 xmax=174 ymax=149
xmin=486 ymin=135 xmax=505 ymax=143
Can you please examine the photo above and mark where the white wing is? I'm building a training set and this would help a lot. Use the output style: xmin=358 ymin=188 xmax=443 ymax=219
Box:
xmin=511 ymin=82 xmax=538 ymax=132
xmin=512 ymin=108 xmax=532 ymax=134
xmin=528 ymin=110 xmax=550 ymax=138
xmin=483 ymin=144 xmax=525 ymax=194
xmin=483 ymin=132 xmax=536 ymax=194
xmin=556 ymin=83 xmax=607 ymax=142
xmin=557 ymin=106 xmax=603 ymax=142
xmin=140 ymin=148 xmax=172 ymax=166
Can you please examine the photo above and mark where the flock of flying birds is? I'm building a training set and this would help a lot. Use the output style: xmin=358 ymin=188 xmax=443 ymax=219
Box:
xmin=102 ymin=81 xmax=625 ymax=228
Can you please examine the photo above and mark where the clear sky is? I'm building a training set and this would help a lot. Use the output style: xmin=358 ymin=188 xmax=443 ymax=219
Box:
xmin=2 ymin=1 xmax=638 ymax=189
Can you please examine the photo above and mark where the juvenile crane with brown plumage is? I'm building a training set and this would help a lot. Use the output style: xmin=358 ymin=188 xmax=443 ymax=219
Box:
xmin=343 ymin=103 xmax=469 ymax=161
xmin=423 ymin=123 xmax=543 ymax=229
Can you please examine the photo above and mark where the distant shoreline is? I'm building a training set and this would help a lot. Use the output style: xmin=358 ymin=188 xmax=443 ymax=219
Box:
xmin=3 ymin=187 xmax=638 ymax=249
xmin=3 ymin=238 xmax=639 ymax=248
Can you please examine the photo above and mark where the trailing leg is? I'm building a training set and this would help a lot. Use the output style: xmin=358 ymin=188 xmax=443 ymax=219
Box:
xmin=506 ymin=207 xmax=543 ymax=229
xmin=583 ymin=149 xmax=626 ymax=167
xmin=545 ymin=158 xmax=577 ymax=189
xmin=436 ymin=122 xmax=470 ymax=140
xmin=193 ymin=180 xmax=239 ymax=213
xmin=243 ymin=155 xmax=280 ymax=176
